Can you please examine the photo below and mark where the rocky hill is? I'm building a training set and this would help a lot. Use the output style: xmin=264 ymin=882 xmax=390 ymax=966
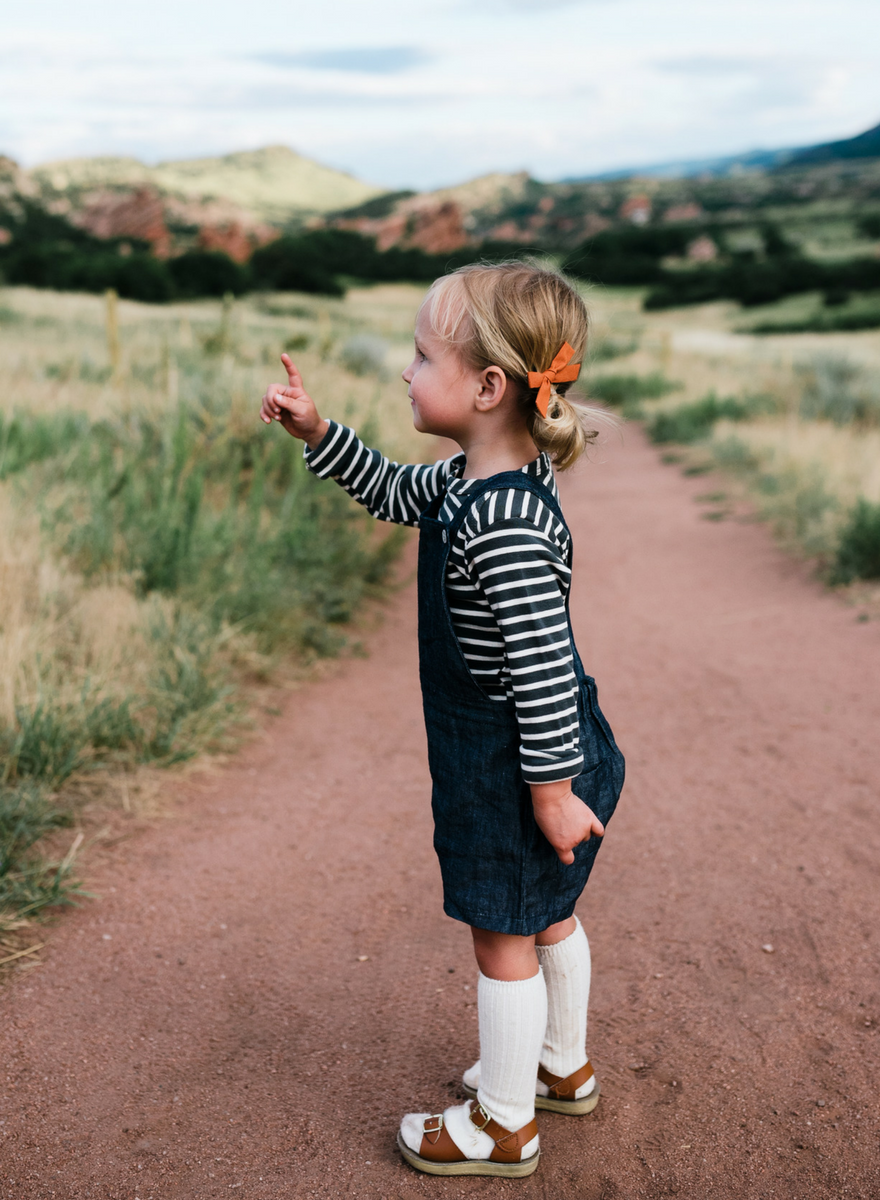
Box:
xmin=29 ymin=145 xmax=383 ymax=224
xmin=3 ymin=145 xmax=385 ymax=264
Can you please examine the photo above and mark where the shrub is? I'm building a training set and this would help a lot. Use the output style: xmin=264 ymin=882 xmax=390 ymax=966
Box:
xmin=564 ymin=225 xmax=695 ymax=285
xmin=43 ymin=399 xmax=403 ymax=656
xmin=115 ymin=254 xmax=175 ymax=303
xmin=0 ymin=782 xmax=78 ymax=926
xmin=588 ymin=371 xmax=679 ymax=413
xmin=797 ymin=357 xmax=880 ymax=426
xmin=831 ymin=499 xmax=880 ymax=583
xmin=748 ymin=307 xmax=880 ymax=335
xmin=647 ymin=392 xmax=764 ymax=444
xmin=0 ymin=410 xmax=91 ymax=480
xmin=339 ymin=335 xmax=387 ymax=377
xmin=250 ymin=236 xmax=348 ymax=295
xmin=169 ymin=251 xmax=251 ymax=298
xmin=643 ymin=255 xmax=880 ymax=311
xmin=590 ymin=336 xmax=640 ymax=362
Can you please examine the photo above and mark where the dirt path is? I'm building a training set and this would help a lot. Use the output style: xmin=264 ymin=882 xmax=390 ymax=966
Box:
xmin=3 ymin=426 xmax=879 ymax=1199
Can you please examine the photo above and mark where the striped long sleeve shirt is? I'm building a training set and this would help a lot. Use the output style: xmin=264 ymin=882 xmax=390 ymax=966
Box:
xmin=304 ymin=421 xmax=583 ymax=784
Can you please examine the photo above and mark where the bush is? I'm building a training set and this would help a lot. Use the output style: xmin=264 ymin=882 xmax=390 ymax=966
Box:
xmin=588 ymin=371 xmax=679 ymax=412
xmin=831 ymin=499 xmax=880 ymax=583
xmin=564 ymin=225 xmax=695 ymax=285
xmin=115 ymin=254 xmax=175 ymax=303
xmin=644 ymin=255 xmax=880 ymax=312
xmin=338 ymin=335 xmax=387 ymax=377
xmin=647 ymin=392 xmax=764 ymax=444
xmin=250 ymin=235 xmax=345 ymax=295
xmin=0 ymin=782 xmax=78 ymax=926
xmin=0 ymin=410 xmax=91 ymax=480
xmin=43 ymin=399 xmax=403 ymax=655
xmin=797 ymin=356 xmax=880 ymax=426
xmin=747 ymin=308 xmax=880 ymax=335
xmin=169 ymin=251 xmax=251 ymax=298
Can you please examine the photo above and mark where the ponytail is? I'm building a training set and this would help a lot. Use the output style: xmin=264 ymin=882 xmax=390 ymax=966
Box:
xmin=425 ymin=261 xmax=615 ymax=471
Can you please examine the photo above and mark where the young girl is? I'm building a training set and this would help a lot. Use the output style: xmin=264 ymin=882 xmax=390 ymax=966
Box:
xmin=260 ymin=262 xmax=624 ymax=1178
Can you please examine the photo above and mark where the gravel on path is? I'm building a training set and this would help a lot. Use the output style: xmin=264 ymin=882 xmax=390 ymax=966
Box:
xmin=2 ymin=426 xmax=878 ymax=1199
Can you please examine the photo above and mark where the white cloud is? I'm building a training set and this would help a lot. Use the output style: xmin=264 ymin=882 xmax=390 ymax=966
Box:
xmin=0 ymin=0 xmax=878 ymax=187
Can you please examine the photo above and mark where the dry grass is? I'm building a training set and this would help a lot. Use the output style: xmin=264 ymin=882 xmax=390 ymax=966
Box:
xmin=0 ymin=281 xmax=429 ymax=932
xmin=0 ymin=282 xmax=426 ymax=726
xmin=713 ymin=418 xmax=880 ymax=508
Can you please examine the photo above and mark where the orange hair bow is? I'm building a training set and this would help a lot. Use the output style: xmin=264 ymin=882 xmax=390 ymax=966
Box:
xmin=527 ymin=342 xmax=581 ymax=417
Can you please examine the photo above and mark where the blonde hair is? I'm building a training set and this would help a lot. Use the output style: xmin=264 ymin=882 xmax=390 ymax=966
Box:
xmin=423 ymin=261 xmax=609 ymax=470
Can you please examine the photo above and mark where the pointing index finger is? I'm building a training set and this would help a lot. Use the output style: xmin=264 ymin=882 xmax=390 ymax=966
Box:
xmin=280 ymin=352 xmax=300 ymax=387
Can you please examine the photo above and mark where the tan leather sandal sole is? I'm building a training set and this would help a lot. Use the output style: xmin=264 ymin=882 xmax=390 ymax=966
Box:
xmin=463 ymin=1061 xmax=600 ymax=1117
xmin=397 ymin=1132 xmax=540 ymax=1177
xmin=397 ymin=1101 xmax=540 ymax=1178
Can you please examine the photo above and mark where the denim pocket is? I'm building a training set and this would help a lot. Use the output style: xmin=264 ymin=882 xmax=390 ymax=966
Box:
xmin=583 ymin=676 xmax=619 ymax=759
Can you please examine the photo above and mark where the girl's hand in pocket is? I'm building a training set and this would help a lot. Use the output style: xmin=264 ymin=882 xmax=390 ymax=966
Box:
xmin=530 ymin=780 xmax=604 ymax=865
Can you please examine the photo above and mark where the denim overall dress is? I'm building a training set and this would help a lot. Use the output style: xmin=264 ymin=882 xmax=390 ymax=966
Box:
xmin=418 ymin=471 xmax=625 ymax=937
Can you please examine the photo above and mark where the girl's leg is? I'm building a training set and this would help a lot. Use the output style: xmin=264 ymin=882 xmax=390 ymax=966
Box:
xmin=470 ymin=928 xmax=547 ymax=1133
xmin=535 ymin=915 xmax=595 ymax=1094
xmin=399 ymin=928 xmax=545 ymax=1169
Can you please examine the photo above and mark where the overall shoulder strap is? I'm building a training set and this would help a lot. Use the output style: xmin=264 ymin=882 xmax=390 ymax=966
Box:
xmin=445 ymin=471 xmax=567 ymax=541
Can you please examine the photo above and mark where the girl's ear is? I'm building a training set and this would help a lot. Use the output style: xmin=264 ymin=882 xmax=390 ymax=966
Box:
xmin=474 ymin=364 xmax=508 ymax=412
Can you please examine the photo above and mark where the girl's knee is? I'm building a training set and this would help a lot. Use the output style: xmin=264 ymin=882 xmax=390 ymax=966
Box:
xmin=470 ymin=926 xmax=538 ymax=982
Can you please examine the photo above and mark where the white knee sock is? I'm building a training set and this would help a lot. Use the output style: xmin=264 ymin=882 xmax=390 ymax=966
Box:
xmin=476 ymin=969 xmax=547 ymax=1133
xmin=535 ymin=916 xmax=592 ymax=1085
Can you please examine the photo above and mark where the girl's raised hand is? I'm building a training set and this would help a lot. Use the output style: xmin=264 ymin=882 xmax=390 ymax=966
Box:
xmin=260 ymin=353 xmax=329 ymax=449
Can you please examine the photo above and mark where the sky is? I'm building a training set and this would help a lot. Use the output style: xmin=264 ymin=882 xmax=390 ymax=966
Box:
xmin=1 ymin=0 xmax=879 ymax=190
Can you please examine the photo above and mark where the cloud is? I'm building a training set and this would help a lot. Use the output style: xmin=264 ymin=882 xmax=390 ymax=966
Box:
xmin=462 ymin=0 xmax=608 ymax=10
xmin=653 ymin=54 xmax=828 ymax=115
xmin=252 ymin=46 xmax=432 ymax=74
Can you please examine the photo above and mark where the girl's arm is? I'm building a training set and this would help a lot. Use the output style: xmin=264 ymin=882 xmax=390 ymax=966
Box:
xmin=463 ymin=517 xmax=606 ymax=863
xmin=461 ymin=511 xmax=605 ymax=864
xmin=261 ymin=354 xmax=456 ymax=527
xmin=463 ymin=515 xmax=584 ymax=785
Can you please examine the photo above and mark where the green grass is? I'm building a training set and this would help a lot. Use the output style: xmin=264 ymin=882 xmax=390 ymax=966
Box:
xmin=796 ymin=356 xmax=880 ymax=427
xmin=711 ymin=434 xmax=844 ymax=562
xmin=0 ymin=784 xmax=82 ymax=927
xmin=587 ymin=370 xmax=680 ymax=416
xmin=739 ymin=289 xmax=880 ymax=335
xmin=37 ymin=398 xmax=403 ymax=655
xmin=831 ymin=500 xmax=880 ymax=584
xmin=0 ymin=289 xmax=416 ymax=930
xmin=0 ymin=410 xmax=92 ymax=479
xmin=646 ymin=392 xmax=773 ymax=444
xmin=747 ymin=309 xmax=880 ymax=334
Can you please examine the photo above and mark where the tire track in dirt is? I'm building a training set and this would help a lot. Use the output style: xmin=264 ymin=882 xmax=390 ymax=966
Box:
xmin=2 ymin=426 xmax=878 ymax=1198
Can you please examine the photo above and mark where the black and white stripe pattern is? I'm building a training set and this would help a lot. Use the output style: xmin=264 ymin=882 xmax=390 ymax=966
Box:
xmin=305 ymin=421 xmax=582 ymax=784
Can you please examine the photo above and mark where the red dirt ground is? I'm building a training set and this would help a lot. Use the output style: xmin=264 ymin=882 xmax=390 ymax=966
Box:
xmin=1 ymin=426 xmax=879 ymax=1199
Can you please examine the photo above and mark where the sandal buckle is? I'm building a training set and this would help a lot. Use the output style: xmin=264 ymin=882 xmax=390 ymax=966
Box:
xmin=470 ymin=1102 xmax=491 ymax=1131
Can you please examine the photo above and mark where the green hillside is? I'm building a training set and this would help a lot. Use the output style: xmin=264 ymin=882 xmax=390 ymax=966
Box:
xmin=30 ymin=145 xmax=385 ymax=222
xmin=789 ymin=121 xmax=880 ymax=166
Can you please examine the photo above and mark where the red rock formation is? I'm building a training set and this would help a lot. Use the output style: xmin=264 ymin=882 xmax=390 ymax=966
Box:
xmin=582 ymin=213 xmax=612 ymax=238
xmin=336 ymin=199 xmax=469 ymax=254
xmin=663 ymin=202 xmax=704 ymax=223
xmin=487 ymin=220 xmax=530 ymax=242
xmin=619 ymin=195 xmax=652 ymax=225
xmin=197 ymin=220 xmax=275 ymax=263
xmin=73 ymin=186 xmax=171 ymax=257
xmin=686 ymin=235 xmax=718 ymax=262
